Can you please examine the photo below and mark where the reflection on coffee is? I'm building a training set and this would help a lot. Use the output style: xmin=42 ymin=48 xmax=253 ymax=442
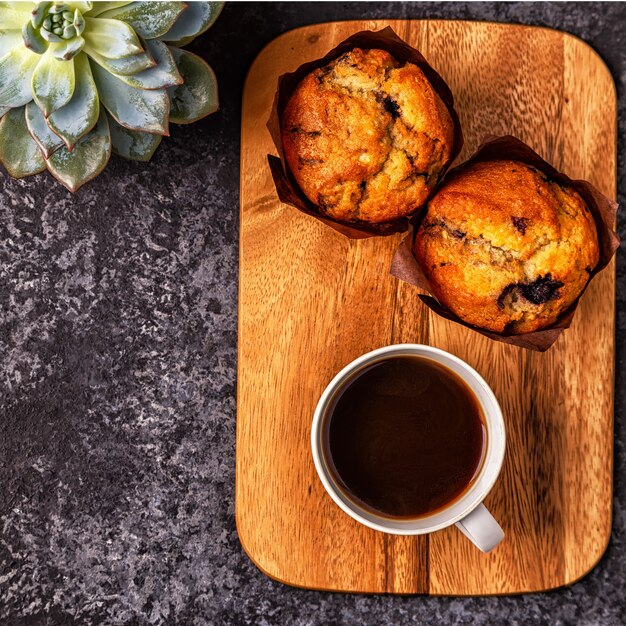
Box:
xmin=323 ymin=356 xmax=486 ymax=519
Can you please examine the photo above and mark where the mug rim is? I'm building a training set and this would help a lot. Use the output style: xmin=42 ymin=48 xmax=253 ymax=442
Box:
xmin=311 ymin=343 xmax=506 ymax=535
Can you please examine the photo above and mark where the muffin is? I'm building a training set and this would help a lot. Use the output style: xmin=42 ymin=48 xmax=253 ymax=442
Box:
xmin=414 ymin=160 xmax=600 ymax=333
xmin=280 ymin=48 xmax=455 ymax=224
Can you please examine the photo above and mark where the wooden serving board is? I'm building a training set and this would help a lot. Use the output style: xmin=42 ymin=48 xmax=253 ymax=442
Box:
xmin=237 ymin=20 xmax=616 ymax=595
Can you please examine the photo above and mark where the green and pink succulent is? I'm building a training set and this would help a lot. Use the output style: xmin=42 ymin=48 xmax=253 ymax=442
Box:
xmin=0 ymin=1 xmax=222 ymax=191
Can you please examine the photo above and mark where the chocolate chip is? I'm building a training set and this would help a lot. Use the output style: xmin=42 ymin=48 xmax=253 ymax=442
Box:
xmin=451 ymin=229 xmax=466 ymax=239
xmin=383 ymin=96 xmax=400 ymax=119
xmin=497 ymin=284 xmax=517 ymax=310
xmin=497 ymin=274 xmax=564 ymax=309
xmin=359 ymin=180 xmax=366 ymax=190
xmin=512 ymin=217 xmax=528 ymax=235
xmin=585 ymin=266 xmax=593 ymax=275
xmin=520 ymin=274 xmax=564 ymax=304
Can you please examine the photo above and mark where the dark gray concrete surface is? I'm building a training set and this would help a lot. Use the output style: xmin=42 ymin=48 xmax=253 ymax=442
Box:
xmin=1 ymin=3 xmax=625 ymax=625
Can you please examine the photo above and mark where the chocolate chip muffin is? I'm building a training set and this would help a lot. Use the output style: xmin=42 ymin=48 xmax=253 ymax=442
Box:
xmin=280 ymin=48 xmax=455 ymax=224
xmin=414 ymin=160 xmax=600 ymax=333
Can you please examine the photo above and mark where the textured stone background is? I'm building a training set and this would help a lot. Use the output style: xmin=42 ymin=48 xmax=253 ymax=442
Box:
xmin=1 ymin=2 xmax=625 ymax=625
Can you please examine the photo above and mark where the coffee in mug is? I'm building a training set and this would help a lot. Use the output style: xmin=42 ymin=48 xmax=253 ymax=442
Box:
xmin=323 ymin=355 xmax=487 ymax=519
xmin=311 ymin=344 xmax=506 ymax=552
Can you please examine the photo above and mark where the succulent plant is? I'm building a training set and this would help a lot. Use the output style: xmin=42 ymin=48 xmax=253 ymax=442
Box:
xmin=0 ymin=1 xmax=223 ymax=191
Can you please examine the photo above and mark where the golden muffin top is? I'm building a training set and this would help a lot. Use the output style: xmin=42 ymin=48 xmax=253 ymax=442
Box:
xmin=414 ymin=160 xmax=600 ymax=333
xmin=281 ymin=48 xmax=455 ymax=224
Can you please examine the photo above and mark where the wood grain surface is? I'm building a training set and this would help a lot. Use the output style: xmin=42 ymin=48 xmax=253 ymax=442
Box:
xmin=237 ymin=20 xmax=616 ymax=595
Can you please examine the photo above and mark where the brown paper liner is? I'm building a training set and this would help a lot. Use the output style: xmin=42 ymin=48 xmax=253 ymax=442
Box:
xmin=391 ymin=135 xmax=620 ymax=351
xmin=267 ymin=26 xmax=464 ymax=238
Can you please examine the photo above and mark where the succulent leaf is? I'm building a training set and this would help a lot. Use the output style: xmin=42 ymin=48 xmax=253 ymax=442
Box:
xmin=41 ymin=29 xmax=63 ymax=43
xmin=30 ymin=2 xmax=47 ymax=28
xmin=0 ymin=30 xmax=23 ymax=58
xmin=25 ymin=100 xmax=64 ymax=157
xmin=0 ymin=105 xmax=46 ymax=177
xmin=114 ymin=38 xmax=181 ymax=90
xmin=73 ymin=9 xmax=85 ymax=35
xmin=0 ymin=1 xmax=38 ymax=13
xmin=0 ymin=46 xmax=40 ymax=108
xmin=0 ymin=5 xmax=30 ymax=29
xmin=32 ymin=44 xmax=76 ymax=116
xmin=85 ymin=46 xmax=155 ymax=75
xmin=63 ymin=24 xmax=77 ymax=39
xmin=86 ymin=2 xmax=132 ymax=17
xmin=22 ymin=20 xmax=49 ymax=54
xmin=90 ymin=58 xmax=169 ymax=134
xmin=67 ymin=2 xmax=93 ymax=12
xmin=160 ymin=1 xmax=224 ymax=47
xmin=52 ymin=35 xmax=85 ymax=60
xmin=46 ymin=106 xmax=111 ymax=191
xmin=98 ymin=1 xmax=185 ymax=39
xmin=47 ymin=52 xmax=98 ymax=148
xmin=110 ymin=116 xmax=162 ymax=161
xmin=167 ymin=47 xmax=218 ymax=124
xmin=83 ymin=17 xmax=143 ymax=59
xmin=0 ymin=106 xmax=10 ymax=117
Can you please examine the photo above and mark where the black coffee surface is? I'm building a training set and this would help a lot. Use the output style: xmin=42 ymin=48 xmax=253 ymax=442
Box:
xmin=325 ymin=356 xmax=485 ymax=519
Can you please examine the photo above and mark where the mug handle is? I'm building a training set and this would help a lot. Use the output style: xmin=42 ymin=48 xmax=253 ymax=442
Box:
xmin=455 ymin=503 xmax=504 ymax=552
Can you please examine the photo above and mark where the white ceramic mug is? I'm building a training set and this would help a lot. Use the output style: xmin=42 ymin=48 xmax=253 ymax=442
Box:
xmin=311 ymin=344 xmax=506 ymax=552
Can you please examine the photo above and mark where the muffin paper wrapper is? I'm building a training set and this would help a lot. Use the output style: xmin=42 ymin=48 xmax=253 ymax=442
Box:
xmin=391 ymin=135 xmax=620 ymax=351
xmin=267 ymin=26 xmax=464 ymax=239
